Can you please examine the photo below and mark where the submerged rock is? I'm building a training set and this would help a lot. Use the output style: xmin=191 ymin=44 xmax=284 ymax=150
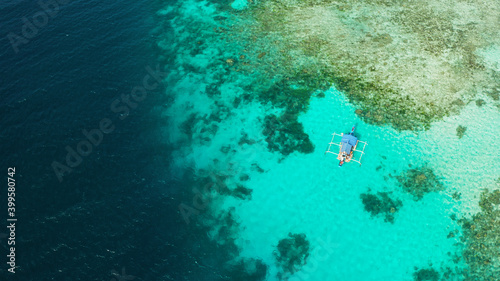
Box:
xmin=274 ymin=233 xmax=310 ymax=279
xmin=475 ymin=99 xmax=485 ymax=107
xmin=397 ymin=166 xmax=444 ymax=200
xmin=238 ymin=132 xmax=256 ymax=146
xmin=263 ymin=113 xmax=314 ymax=156
xmin=232 ymin=184 xmax=253 ymax=200
xmin=413 ymin=267 xmax=439 ymax=281
xmin=456 ymin=125 xmax=467 ymax=139
xmin=360 ymin=191 xmax=402 ymax=223
xmin=225 ymin=258 xmax=267 ymax=281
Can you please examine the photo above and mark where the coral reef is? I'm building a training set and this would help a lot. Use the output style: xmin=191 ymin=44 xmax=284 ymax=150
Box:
xmin=196 ymin=173 xmax=253 ymax=200
xmin=396 ymin=166 xmax=444 ymax=200
xmin=173 ymin=170 xmax=269 ymax=281
xmin=413 ymin=267 xmax=440 ymax=281
xmin=165 ymin=1 xmax=322 ymax=156
xmin=233 ymin=184 xmax=253 ymax=200
xmin=452 ymin=191 xmax=461 ymax=200
xmin=180 ymin=107 xmax=233 ymax=145
xmin=240 ymin=174 xmax=250 ymax=181
xmin=459 ymin=188 xmax=500 ymax=280
xmin=487 ymin=91 xmax=499 ymax=101
xmin=225 ymin=258 xmax=268 ymax=281
xmin=239 ymin=132 xmax=257 ymax=146
xmin=246 ymin=0 xmax=500 ymax=130
xmin=263 ymin=114 xmax=314 ymax=155
xmin=252 ymin=163 xmax=265 ymax=173
xmin=212 ymin=207 xmax=240 ymax=251
xmin=475 ymin=99 xmax=486 ymax=107
xmin=456 ymin=125 xmax=467 ymax=139
xmin=257 ymin=74 xmax=329 ymax=115
xmin=274 ymin=233 xmax=310 ymax=279
xmin=360 ymin=191 xmax=402 ymax=223
xmin=253 ymin=75 xmax=325 ymax=155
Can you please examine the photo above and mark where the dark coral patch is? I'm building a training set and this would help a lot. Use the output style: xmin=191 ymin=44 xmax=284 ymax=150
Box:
xmin=233 ymin=184 xmax=253 ymax=200
xmin=263 ymin=114 xmax=314 ymax=156
xmin=225 ymin=258 xmax=268 ymax=281
xmin=360 ymin=191 xmax=402 ymax=223
xmin=475 ymin=99 xmax=485 ymax=107
xmin=413 ymin=267 xmax=439 ymax=281
xmin=396 ymin=166 xmax=444 ymax=200
xmin=274 ymin=233 xmax=310 ymax=279
xmin=459 ymin=188 xmax=500 ymax=280
xmin=456 ymin=125 xmax=467 ymax=139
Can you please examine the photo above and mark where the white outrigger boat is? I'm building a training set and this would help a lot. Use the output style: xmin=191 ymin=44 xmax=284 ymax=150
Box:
xmin=325 ymin=126 xmax=368 ymax=167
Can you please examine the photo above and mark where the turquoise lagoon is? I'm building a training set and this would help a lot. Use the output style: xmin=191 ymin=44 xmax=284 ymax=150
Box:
xmin=159 ymin=0 xmax=500 ymax=280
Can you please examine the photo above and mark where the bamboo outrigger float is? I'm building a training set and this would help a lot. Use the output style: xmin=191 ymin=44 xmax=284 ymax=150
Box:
xmin=325 ymin=126 xmax=368 ymax=167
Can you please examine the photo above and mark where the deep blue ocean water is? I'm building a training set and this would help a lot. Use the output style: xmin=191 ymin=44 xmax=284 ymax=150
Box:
xmin=0 ymin=1 xmax=235 ymax=280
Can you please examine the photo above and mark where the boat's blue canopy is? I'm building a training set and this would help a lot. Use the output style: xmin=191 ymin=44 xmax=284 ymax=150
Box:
xmin=340 ymin=134 xmax=358 ymax=153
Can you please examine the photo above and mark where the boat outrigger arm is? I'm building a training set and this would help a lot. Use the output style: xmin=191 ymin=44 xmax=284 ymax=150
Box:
xmin=325 ymin=126 xmax=368 ymax=167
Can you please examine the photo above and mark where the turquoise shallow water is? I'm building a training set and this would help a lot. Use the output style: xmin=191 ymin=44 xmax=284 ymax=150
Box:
xmin=221 ymin=89 xmax=465 ymax=280
xmin=158 ymin=0 xmax=500 ymax=279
